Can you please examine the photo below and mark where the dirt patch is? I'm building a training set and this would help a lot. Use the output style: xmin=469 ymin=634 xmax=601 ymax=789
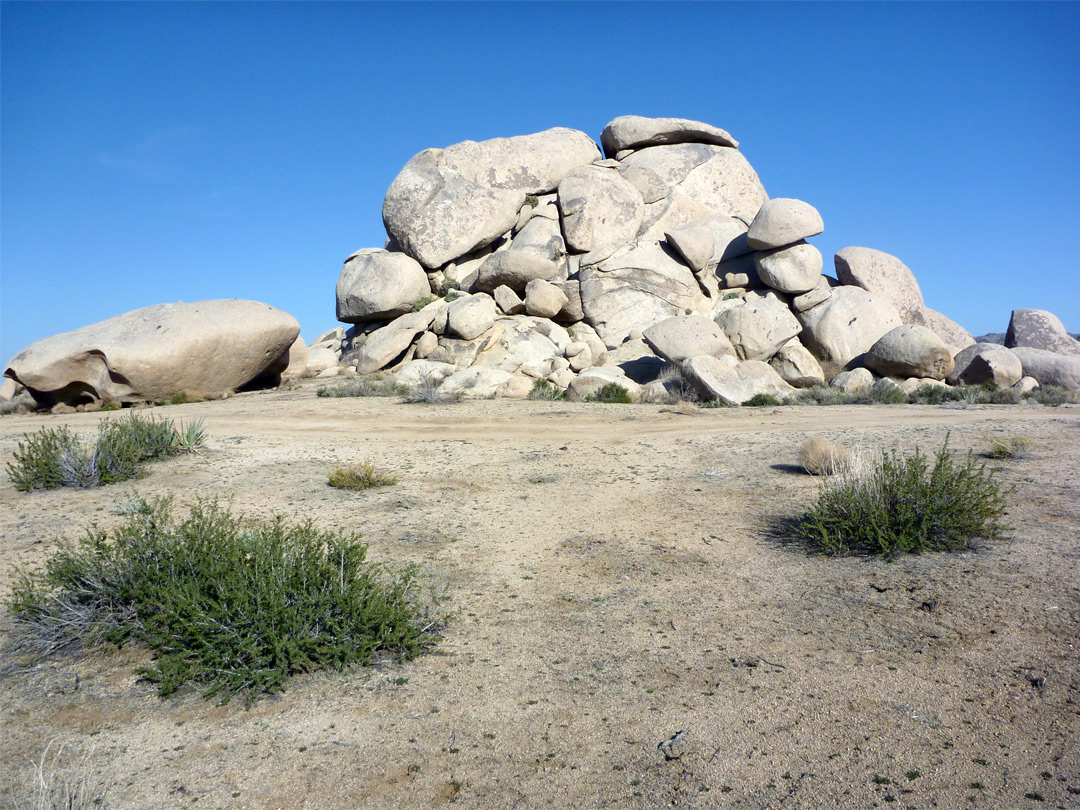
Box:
xmin=2 ymin=385 xmax=1078 ymax=808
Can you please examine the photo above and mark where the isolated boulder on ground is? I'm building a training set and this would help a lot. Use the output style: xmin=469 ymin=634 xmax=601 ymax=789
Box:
xmin=5 ymin=300 xmax=301 ymax=407
xmin=864 ymin=325 xmax=954 ymax=380
xmin=947 ymin=343 xmax=1023 ymax=387
xmin=681 ymin=354 xmax=795 ymax=405
xmin=834 ymin=247 xmax=926 ymax=326
xmin=601 ymin=115 xmax=738 ymax=157
xmin=1009 ymin=346 xmax=1080 ymax=391
xmin=746 ymin=198 xmax=824 ymax=250
xmin=1005 ymin=309 xmax=1080 ymax=356
xmin=336 ymin=249 xmax=430 ymax=323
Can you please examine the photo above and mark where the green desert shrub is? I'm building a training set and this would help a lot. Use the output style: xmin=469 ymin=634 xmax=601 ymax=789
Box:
xmin=586 ymin=382 xmax=633 ymax=404
xmin=527 ymin=378 xmax=565 ymax=401
xmin=328 ymin=461 xmax=398 ymax=490
xmin=7 ymin=412 xmax=199 ymax=491
xmin=794 ymin=436 xmax=1009 ymax=558
xmin=743 ymin=393 xmax=782 ymax=407
xmin=1025 ymin=385 xmax=1078 ymax=407
xmin=4 ymin=499 xmax=444 ymax=705
xmin=316 ymin=377 xmax=406 ymax=398
xmin=908 ymin=384 xmax=964 ymax=405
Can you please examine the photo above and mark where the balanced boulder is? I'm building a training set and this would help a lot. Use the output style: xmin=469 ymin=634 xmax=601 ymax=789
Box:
xmin=754 ymin=241 xmax=823 ymax=294
xmin=746 ymin=198 xmax=824 ymax=250
xmin=336 ymin=249 xmax=430 ymax=323
xmin=5 ymin=300 xmax=300 ymax=406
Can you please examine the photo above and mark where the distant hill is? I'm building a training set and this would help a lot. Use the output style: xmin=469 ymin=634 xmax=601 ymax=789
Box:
xmin=973 ymin=331 xmax=1080 ymax=345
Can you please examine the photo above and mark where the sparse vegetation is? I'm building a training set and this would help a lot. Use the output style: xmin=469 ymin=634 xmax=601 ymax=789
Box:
xmin=982 ymin=434 xmax=1031 ymax=460
xmin=528 ymin=378 xmax=565 ymax=400
xmin=7 ymin=740 xmax=109 ymax=810
xmin=794 ymin=435 xmax=1010 ymax=558
xmin=908 ymin=384 xmax=964 ymax=405
xmin=328 ymin=461 xmax=398 ymax=490
xmin=743 ymin=393 xmax=782 ymax=407
xmin=3 ymin=499 xmax=444 ymax=704
xmin=316 ymin=377 xmax=406 ymax=398
xmin=7 ymin=412 xmax=205 ymax=492
xmin=412 ymin=295 xmax=437 ymax=312
xmin=402 ymin=374 xmax=462 ymax=404
xmin=585 ymin=382 xmax=633 ymax=404
xmin=799 ymin=437 xmax=851 ymax=476
xmin=1027 ymin=385 xmax=1078 ymax=407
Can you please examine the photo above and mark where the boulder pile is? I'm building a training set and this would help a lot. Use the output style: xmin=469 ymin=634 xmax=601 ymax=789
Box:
xmin=324 ymin=114 xmax=1077 ymax=401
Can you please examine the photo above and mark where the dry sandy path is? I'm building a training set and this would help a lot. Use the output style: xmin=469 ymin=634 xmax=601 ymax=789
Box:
xmin=2 ymin=387 xmax=1078 ymax=809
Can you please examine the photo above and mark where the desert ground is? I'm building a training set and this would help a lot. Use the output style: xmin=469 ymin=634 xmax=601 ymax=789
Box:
xmin=1 ymin=384 xmax=1078 ymax=809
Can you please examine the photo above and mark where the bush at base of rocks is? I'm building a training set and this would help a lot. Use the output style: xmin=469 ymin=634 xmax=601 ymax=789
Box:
xmin=793 ymin=436 xmax=1010 ymax=558
xmin=585 ymin=383 xmax=633 ymax=404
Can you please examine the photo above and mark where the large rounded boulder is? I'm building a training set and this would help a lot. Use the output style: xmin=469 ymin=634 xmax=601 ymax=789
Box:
xmin=947 ymin=343 xmax=1023 ymax=387
xmin=5 ymin=300 xmax=301 ymax=406
xmin=1005 ymin=309 xmax=1080 ymax=356
xmin=336 ymin=249 xmax=431 ymax=323
xmin=797 ymin=286 xmax=903 ymax=372
xmin=864 ymin=324 xmax=954 ymax=380
xmin=834 ymin=247 xmax=926 ymax=326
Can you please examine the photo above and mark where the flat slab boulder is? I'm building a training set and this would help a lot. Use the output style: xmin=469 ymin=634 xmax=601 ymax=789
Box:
xmin=746 ymin=198 xmax=824 ymax=250
xmin=5 ymin=300 xmax=300 ymax=406
xmin=864 ymin=324 xmax=954 ymax=380
xmin=354 ymin=308 xmax=439 ymax=375
xmin=476 ymin=251 xmax=560 ymax=295
xmin=439 ymin=367 xmax=533 ymax=399
xmin=1009 ymin=347 xmax=1080 ymax=391
xmin=601 ymin=115 xmax=738 ymax=158
xmin=681 ymin=354 xmax=795 ymax=405
xmin=336 ymin=249 xmax=430 ymax=323
xmin=834 ymin=247 xmax=926 ymax=326
xmin=643 ymin=315 xmax=735 ymax=365
xmin=1005 ymin=309 xmax=1080 ymax=356
xmin=947 ymin=343 xmax=1023 ymax=387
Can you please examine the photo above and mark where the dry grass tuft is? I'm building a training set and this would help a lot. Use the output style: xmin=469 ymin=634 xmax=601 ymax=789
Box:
xmin=799 ymin=437 xmax=851 ymax=476
xmin=328 ymin=461 xmax=398 ymax=490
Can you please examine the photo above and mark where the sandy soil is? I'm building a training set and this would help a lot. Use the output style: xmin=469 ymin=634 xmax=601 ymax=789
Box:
xmin=1 ymin=383 xmax=1078 ymax=809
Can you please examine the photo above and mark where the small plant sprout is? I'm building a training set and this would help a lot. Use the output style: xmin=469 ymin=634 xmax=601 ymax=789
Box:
xmin=174 ymin=418 xmax=207 ymax=453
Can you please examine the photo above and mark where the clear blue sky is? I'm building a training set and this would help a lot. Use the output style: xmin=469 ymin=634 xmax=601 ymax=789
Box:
xmin=3 ymin=2 xmax=1078 ymax=363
